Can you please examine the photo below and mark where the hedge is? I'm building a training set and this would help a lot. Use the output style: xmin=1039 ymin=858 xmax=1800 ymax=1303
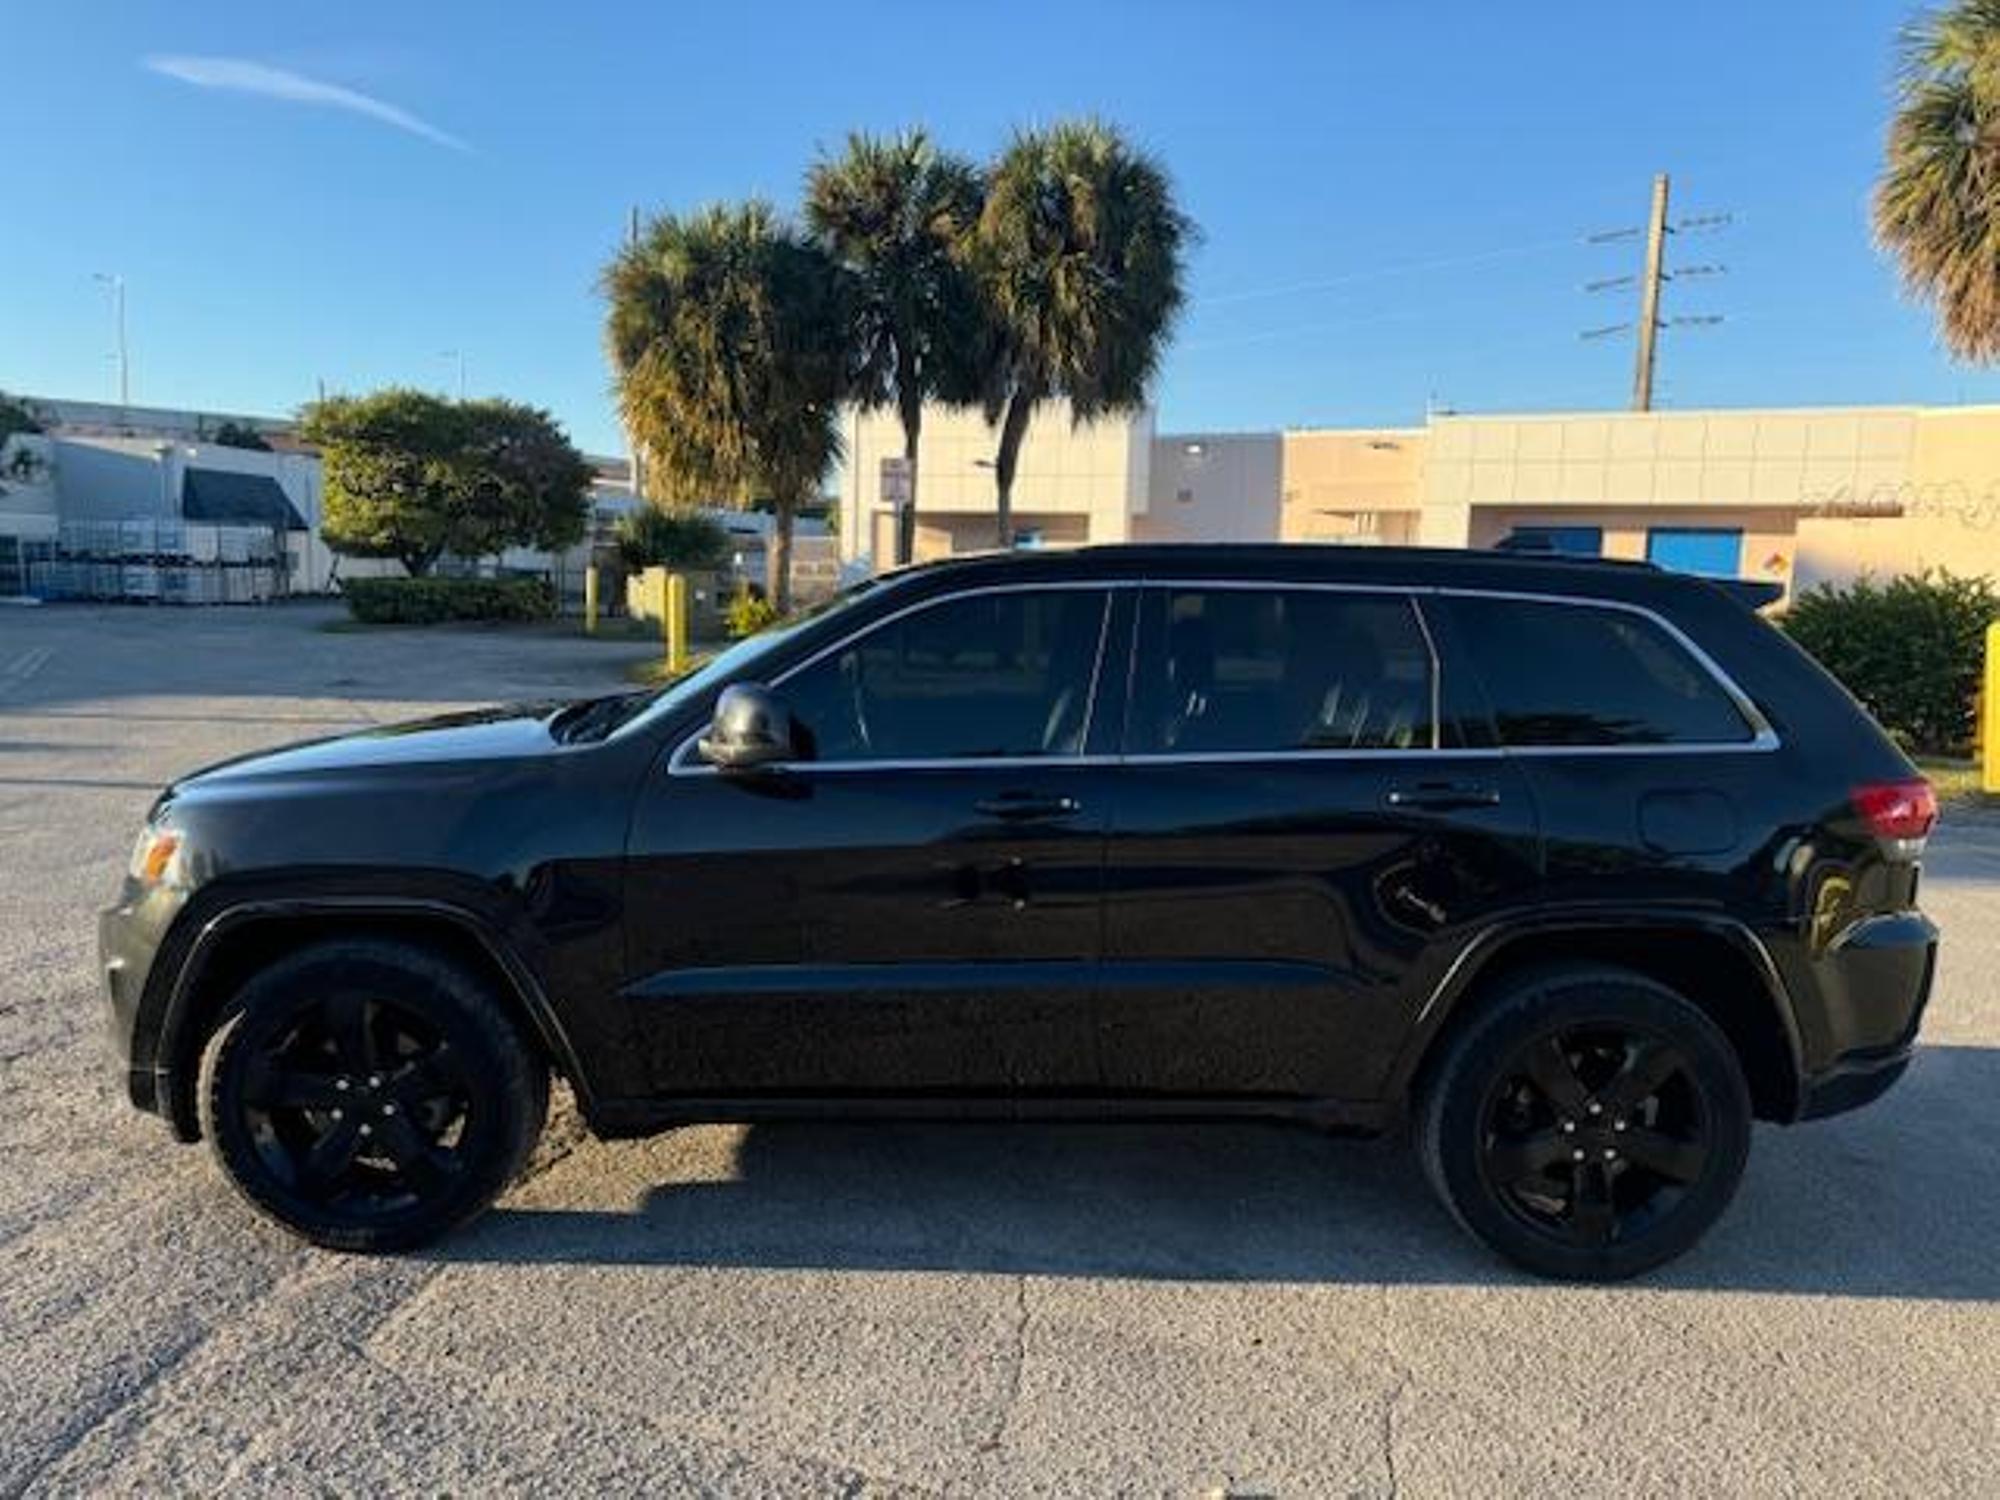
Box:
xmin=341 ymin=576 xmax=556 ymax=625
xmin=616 ymin=507 xmax=730 ymax=572
xmin=1782 ymin=569 xmax=1998 ymax=755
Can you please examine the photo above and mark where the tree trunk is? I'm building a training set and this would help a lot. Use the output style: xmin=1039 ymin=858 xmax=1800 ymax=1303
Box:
xmin=770 ymin=498 xmax=795 ymax=615
xmin=897 ymin=395 xmax=922 ymax=568
xmin=993 ymin=386 xmax=1035 ymax=549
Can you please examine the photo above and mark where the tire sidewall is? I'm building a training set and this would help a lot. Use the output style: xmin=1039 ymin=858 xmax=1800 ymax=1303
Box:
xmin=1424 ymin=969 xmax=1753 ymax=1282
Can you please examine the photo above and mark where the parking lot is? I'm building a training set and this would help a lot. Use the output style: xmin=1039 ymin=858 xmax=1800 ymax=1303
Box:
xmin=1 ymin=601 xmax=1996 ymax=1496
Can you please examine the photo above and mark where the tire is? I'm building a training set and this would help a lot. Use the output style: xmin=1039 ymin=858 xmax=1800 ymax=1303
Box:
xmin=197 ymin=938 xmax=549 ymax=1252
xmin=1416 ymin=962 xmax=1752 ymax=1281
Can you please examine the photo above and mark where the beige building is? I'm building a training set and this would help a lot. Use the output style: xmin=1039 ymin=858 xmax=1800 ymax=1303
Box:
xmin=841 ymin=399 xmax=2000 ymax=595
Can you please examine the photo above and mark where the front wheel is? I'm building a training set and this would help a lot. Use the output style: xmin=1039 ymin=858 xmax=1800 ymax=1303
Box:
xmin=197 ymin=938 xmax=548 ymax=1252
xmin=1416 ymin=963 xmax=1752 ymax=1281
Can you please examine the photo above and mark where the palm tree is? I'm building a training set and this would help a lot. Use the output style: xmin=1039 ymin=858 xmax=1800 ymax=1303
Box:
xmin=1876 ymin=0 xmax=2000 ymax=361
xmin=604 ymin=202 xmax=849 ymax=612
xmin=805 ymin=129 xmax=985 ymax=567
xmin=968 ymin=119 xmax=1193 ymax=547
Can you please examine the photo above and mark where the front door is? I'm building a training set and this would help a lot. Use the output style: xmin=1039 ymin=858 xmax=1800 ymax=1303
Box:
xmin=623 ymin=584 xmax=1121 ymax=1098
xmin=1097 ymin=583 xmax=1540 ymax=1102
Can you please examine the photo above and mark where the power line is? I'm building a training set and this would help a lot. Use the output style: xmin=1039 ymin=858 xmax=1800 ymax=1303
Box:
xmin=1198 ymin=235 xmax=1581 ymax=309
xmin=1579 ymin=173 xmax=1732 ymax=410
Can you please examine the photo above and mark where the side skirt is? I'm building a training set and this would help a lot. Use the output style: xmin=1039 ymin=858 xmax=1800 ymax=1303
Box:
xmin=584 ymin=1093 xmax=1396 ymax=1140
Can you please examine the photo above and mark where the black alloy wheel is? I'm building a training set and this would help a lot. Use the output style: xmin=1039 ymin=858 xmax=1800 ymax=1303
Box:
xmin=1478 ymin=1024 xmax=1711 ymax=1250
xmin=199 ymin=939 xmax=547 ymax=1252
xmin=1417 ymin=964 xmax=1753 ymax=1281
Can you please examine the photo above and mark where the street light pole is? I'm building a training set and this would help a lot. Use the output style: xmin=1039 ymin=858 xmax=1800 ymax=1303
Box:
xmin=440 ymin=349 xmax=466 ymax=400
xmin=93 ymin=273 xmax=128 ymax=408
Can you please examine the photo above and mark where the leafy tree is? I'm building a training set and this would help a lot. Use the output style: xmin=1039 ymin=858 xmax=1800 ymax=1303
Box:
xmin=806 ymin=128 xmax=984 ymax=567
xmin=0 ymin=392 xmax=46 ymax=493
xmin=604 ymin=201 xmax=849 ymax=612
xmin=1784 ymin=569 xmax=2000 ymax=753
xmin=968 ymin=119 xmax=1193 ymax=545
xmin=1876 ymin=1 xmax=2000 ymax=360
xmin=300 ymin=389 xmax=591 ymax=576
xmin=208 ymin=419 xmax=272 ymax=451
xmin=615 ymin=505 xmax=729 ymax=572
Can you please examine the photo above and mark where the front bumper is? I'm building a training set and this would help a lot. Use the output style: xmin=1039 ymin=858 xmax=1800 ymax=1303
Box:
xmin=99 ymin=880 xmax=191 ymax=1117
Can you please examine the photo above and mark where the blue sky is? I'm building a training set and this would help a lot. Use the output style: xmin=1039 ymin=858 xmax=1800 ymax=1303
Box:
xmin=5 ymin=0 xmax=1996 ymax=456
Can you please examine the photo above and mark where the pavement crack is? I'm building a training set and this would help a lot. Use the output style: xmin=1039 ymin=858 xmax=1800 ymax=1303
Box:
xmin=976 ymin=1274 xmax=1032 ymax=1455
xmin=1377 ymin=1368 xmax=1411 ymax=1500
xmin=1374 ymin=1281 xmax=1413 ymax=1500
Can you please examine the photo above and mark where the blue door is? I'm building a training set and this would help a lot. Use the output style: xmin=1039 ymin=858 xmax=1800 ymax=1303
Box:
xmin=1646 ymin=528 xmax=1741 ymax=578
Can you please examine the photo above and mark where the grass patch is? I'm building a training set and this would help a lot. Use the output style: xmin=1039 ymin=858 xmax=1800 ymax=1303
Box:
xmin=623 ymin=652 xmax=716 ymax=687
xmin=1917 ymin=757 xmax=1993 ymax=806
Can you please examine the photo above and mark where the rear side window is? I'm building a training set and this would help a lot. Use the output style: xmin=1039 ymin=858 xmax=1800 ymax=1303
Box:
xmin=1447 ymin=596 xmax=1756 ymax=747
xmin=1130 ymin=588 xmax=1435 ymax=754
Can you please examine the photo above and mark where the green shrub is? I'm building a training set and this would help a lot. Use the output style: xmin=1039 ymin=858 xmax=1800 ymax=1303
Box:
xmin=1783 ymin=569 xmax=1999 ymax=755
xmin=725 ymin=583 xmax=781 ymax=639
xmin=615 ymin=507 xmax=730 ymax=572
xmin=341 ymin=575 xmax=556 ymax=625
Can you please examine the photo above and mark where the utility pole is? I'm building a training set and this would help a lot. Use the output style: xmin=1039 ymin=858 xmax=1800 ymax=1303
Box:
xmin=1632 ymin=173 xmax=1670 ymax=412
xmin=93 ymin=273 xmax=129 ymax=408
xmin=1583 ymin=175 xmax=1728 ymax=409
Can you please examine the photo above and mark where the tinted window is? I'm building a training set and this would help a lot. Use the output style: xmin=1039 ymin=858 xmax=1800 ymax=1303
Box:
xmin=783 ymin=588 xmax=1107 ymax=762
xmin=1448 ymin=596 xmax=1755 ymax=746
xmin=1130 ymin=589 xmax=1434 ymax=754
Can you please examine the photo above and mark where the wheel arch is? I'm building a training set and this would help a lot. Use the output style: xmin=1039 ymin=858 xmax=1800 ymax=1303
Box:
xmin=155 ymin=898 xmax=589 ymax=1143
xmin=1399 ymin=916 xmax=1806 ymax=1123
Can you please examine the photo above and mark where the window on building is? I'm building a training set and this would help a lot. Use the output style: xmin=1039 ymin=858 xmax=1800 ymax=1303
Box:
xmin=1499 ymin=526 xmax=1603 ymax=557
xmin=1646 ymin=527 xmax=1742 ymax=578
xmin=783 ymin=588 xmax=1108 ymax=762
xmin=1447 ymin=597 xmax=1756 ymax=747
xmin=1129 ymin=589 xmax=1434 ymax=754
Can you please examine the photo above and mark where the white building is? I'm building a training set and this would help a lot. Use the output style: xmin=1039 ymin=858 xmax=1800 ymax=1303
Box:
xmin=0 ymin=394 xmax=638 ymax=601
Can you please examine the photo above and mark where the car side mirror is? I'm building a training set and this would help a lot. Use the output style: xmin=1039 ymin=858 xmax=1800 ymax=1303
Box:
xmin=697 ymin=682 xmax=796 ymax=771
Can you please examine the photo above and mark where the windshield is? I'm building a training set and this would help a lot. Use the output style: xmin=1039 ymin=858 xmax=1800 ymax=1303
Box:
xmin=609 ymin=577 xmax=884 ymax=739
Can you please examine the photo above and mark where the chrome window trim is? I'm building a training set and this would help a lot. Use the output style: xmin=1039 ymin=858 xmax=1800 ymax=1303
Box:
xmin=667 ymin=574 xmax=1780 ymax=776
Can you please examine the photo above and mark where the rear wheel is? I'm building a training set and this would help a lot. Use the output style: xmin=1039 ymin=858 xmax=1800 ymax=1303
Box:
xmin=197 ymin=938 xmax=548 ymax=1252
xmin=1417 ymin=963 xmax=1752 ymax=1280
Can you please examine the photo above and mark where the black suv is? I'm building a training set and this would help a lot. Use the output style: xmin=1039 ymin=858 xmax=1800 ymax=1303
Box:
xmin=101 ymin=545 xmax=1939 ymax=1279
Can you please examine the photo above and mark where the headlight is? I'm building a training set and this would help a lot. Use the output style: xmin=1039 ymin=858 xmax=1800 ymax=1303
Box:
xmin=128 ymin=826 xmax=185 ymax=887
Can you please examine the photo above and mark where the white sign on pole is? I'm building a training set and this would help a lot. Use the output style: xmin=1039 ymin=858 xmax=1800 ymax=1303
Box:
xmin=880 ymin=456 xmax=912 ymax=512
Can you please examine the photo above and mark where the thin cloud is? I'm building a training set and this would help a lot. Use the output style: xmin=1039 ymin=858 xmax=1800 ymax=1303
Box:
xmin=143 ymin=54 xmax=470 ymax=152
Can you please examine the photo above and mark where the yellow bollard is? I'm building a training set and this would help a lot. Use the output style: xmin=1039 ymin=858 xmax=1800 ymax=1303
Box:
xmin=583 ymin=564 xmax=599 ymax=636
xmin=1984 ymin=621 xmax=2000 ymax=795
xmin=666 ymin=571 xmax=689 ymax=675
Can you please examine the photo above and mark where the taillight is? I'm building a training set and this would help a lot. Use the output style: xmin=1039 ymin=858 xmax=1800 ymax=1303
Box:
xmin=1851 ymin=779 xmax=1938 ymax=855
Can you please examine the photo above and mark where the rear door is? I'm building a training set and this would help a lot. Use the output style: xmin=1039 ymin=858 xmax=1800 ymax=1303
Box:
xmin=1096 ymin=582 xmax=1540 ymax=1102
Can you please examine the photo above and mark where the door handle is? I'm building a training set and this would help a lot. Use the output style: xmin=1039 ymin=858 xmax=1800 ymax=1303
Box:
xmin=1384 ymin=783 xmax=1502 ymax=811
xmin=974 ymin=792 xmax=1082 ymax=822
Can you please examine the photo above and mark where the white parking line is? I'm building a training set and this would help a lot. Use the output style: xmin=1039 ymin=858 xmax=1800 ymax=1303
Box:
xmin=3 ymin=647 xmax=51 ymax=680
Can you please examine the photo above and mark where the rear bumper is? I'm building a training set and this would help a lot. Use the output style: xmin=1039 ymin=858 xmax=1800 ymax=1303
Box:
xmin=1795 ymin=909 xmax=1936 ymax=1121
xmin=1799 ymin=1048 xmax=1914 ymax=1120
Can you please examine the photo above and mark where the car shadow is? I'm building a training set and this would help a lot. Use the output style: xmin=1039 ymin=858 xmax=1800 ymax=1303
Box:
xmin=435 ymin=1042 xmax=2000 ymax=1301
